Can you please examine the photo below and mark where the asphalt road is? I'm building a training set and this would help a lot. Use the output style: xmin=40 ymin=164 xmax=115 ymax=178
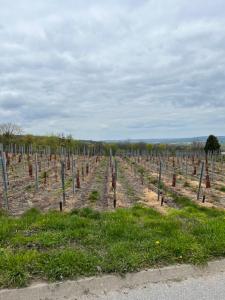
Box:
xmin=85 ymin=272 xmax=225 ymax=300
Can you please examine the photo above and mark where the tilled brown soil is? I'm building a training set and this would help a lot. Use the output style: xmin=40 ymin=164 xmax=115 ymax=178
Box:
xmin=127 ymin=157 xmax=225 ymax=210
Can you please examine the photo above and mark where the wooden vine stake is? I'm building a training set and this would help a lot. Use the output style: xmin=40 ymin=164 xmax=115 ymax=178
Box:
xmin=86 ymin=162 xmax=89 ymax=176
xmin=81 ymin=164 xmax=84 ymax=180
xmin=67 ymin=155 xmax=71 ymax=170
xmin=43 ymin=171 xmax=47 ymax=185
xmin=205 ymin=157 xmax=211 ymax=189
xmin=2 ymin=152 xmax=9 ymax=186
xmin=211 ymin=155 xmax=215 ymax=183
xmin=109 ymin=148 xmax=112 ymax=167
xmin=205 ymin=174 xmax=211 ymax=189
xmin=185 ymin=156 xmax=188 ymax=181
xmin=202 ymin=193 xmax=206 ymax=203
xmin=72 ymin=158 xmax=76 ymax=194
xmin=59 ymin=200 xmax=63 ymax=212
xmin=172 ymin=173 xmax=176 ymax=187
xmin=160 ymin=192 xmax=164 ymax=206
xmin=54 ymin=159 xmax=58 ymax=182
xmin=157 ymin=160 xmax=162 ymax=201
xmin=112 ymin=159 xmax=117 ymax=208
xmin=28 ymin=162 xmax=33 ymax=178
xmin=0 ymin=154 xmax=9 ymax=210
xmin=197 ymin=162 xmax=204 ymax=200
xmin=35 ymin=153 xmax=39 ymax=192
xmin=76 ymin=169 xmax=80 ymax=188
xmin=193 ymin=165 xmax=197 ymax=176
xmin=38 ymin=160 xmax=41 ymax=172
xmin=61 ymin=160 xmax=66 ymax=205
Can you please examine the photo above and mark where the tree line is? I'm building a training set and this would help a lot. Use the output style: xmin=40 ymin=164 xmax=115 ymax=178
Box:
xmin=0 ymin=123 xmax=221 ymax=155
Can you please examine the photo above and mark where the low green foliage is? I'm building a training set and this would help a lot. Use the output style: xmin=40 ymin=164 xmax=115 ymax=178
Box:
xmin=25 ymin=184 xmax=35 ymax=192
xmin=88 ymin=190 xmax=100 ymax=203
xmin=0 ymin=198 xmax=225 ymax=288
xmin=65 ymin=178 xmax=73 ymax=189
xmin=183 ymin=181 xmax=191 ymax=188
xmin=137 ymin=166 xmax=145 ymax=175
xmin=148 ymin=176 xmax=158 ymax=185
xmin=219 ymin=186 xmax=225 ymax=193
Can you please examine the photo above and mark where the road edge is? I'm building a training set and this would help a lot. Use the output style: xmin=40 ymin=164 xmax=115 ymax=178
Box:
xmin=1 ymin=259 xmax=225 ymax=300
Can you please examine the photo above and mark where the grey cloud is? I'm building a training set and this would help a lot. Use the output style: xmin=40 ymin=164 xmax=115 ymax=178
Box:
xmin=0 ymin=0 xmax=225 ymax=139
xmin=0 ymin=98 xmax=25 ymax=110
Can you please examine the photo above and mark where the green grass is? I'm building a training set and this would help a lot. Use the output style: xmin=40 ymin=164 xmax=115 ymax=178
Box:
xmin=65 ymin=178 xmax=73 ymax=189
xmin=25 ymin=184 xmax=35 ymax=192
xmin=40 ymin=171 xmax=49 ymax=179
xmin=183 ymin=181 xmax=191 ymax=188
xmin=219 ymin=186 xmax=225 ymax=193
xmin=0 ymin=199 xmax=225 ymax=288
xmin=88 ymin=190 xmax=100 ymax=203
xmin=148 ymin=176 xmax=158 ymax=185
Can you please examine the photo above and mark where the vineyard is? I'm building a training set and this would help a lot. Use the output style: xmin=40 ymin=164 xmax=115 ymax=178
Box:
xmin=1 ymin=145 xmax=225 ymax=215
xmin=1 ymin=144 xmax=225 ymax=289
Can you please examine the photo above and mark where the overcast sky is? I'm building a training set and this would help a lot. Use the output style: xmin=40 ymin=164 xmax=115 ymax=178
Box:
xmin=0 ymin=0 xmax=225 ymax=140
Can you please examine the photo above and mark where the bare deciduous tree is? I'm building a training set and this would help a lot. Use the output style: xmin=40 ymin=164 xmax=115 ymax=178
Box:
xmin=0 ymin=123 xmax=23 ymax=137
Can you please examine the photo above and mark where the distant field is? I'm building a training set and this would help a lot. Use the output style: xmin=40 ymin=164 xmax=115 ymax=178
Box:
xmin=104 ymin=136 xmax=225 ymax=145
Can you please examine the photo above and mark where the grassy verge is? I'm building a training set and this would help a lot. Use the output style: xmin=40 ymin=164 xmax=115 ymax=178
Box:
xmin=0 ymin=198 xmax=225 ymax=289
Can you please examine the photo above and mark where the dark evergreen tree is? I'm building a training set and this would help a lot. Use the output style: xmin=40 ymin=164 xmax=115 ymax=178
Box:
xmin=204 ymin=135 xmax=221 ymax=154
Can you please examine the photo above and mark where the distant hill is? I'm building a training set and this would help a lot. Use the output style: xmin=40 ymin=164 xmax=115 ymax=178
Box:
xmin=104 ymin=136 xmax=225 ymax=145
